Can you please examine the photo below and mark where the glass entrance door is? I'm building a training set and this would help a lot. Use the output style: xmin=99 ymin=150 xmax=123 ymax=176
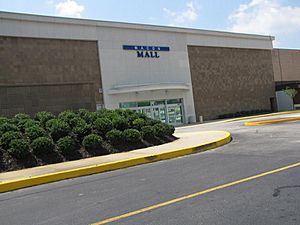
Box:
xmin=119 ymin=98 xmax=184 ymax=125
xmin=167 ymin=104 xmax=183 ymax=124
xmin=152 ymin=105 xmax=167 ymax=123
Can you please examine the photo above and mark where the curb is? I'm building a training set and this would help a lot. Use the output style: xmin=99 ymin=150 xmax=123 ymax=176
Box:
xmin=0 ymin=131 xmax=231 ymax=193
xmin=244 ymin=117 xmax=300 ymax=126
xmin=224 ymin=110 xmax=300 ymax=122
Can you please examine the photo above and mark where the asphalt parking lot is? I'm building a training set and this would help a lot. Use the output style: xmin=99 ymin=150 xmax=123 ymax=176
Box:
xmin=1 ymin=118 xmax=300 ymax=225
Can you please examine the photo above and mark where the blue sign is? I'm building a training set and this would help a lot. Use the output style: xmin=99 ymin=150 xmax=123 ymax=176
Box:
xmin=122 ymin=45 xmax=170 ymax=58
xmin=123 ymin=45 xmax=170 ymax=51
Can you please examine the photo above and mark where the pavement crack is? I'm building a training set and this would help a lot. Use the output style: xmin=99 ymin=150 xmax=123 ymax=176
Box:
xmin=273 ymin=185 xmax=300 ymax=197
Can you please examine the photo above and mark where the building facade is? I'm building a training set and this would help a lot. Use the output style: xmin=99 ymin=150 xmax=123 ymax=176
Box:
xmin=0 ymin=12 xmax=276 ymax=124
xmin=272 ymin=49 xmax=300 ymax=110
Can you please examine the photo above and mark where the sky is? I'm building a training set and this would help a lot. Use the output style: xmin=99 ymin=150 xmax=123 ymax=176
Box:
xmin=1 ymin=0 xmax=300 ymax=49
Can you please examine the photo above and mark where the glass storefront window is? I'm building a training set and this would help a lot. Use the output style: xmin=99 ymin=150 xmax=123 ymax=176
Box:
xmin=119 ymin=102 xmax=137 ymax=108
xmin=153 ymin=100 xmax=165 ymax=106
xmin=137 ymin=101 xmax=151 ymax=107
xmin=167 ymin=99 xmax=182 ymax=104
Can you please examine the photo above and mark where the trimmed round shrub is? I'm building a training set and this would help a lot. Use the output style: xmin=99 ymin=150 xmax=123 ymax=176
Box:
xmin=45 ymin=118 xmax=59 ymax=130
xmin=58 ymin=111 xmax=78 ymax=124
xmin=82 ymin=134 xmax=103 ymax=151
xmin=25 ymin=126 xmax=47 ymax=141
xmin=0 ymin=117 xmax=9 ymax=126
xmin=23 ymin=119 xmax=40 ymax=129
xmin=14 ymin=113 xmax=31 ymax=121
xmin=31 ymin=137 xmax=55 ymax=155
xmin=93 ymin=118 xmax=113 ymax=135
xmin=127 ymin=114 xmax=140 ymax=124
xmin=77 ymin=108 xmax=89 ymax=118
xmin=35 ymin=111 xmax=55 ymax=127
xmin=153 ymin=123 xmax=170 ymax=138
xmin=68 ymin=117 xmax=86 ymax=128
xmin=166 ymin=124 xmax=175 ymax=136
xmin=146 ymin=118 xmax=162 ymax=126
xmin=112 ymin=116 xmax=128 ymax=131
xmin=106 ymin=129 xmax=124 ymax=145
xmin=14 ymin=119 xmax=32 ymax=131
xmin=0 ymin=123 xmax=18 ymax=135
xmin=132 ymin=118 xmax=145 ymax=130
xmin=49 ymin=120 xmax=71 ymax=141
xmin=13 ymin=118 xmax=40 ymax=131
xmin=140 ymin=125 xmax=156 ymax=139
xmin=135 ymin=111 xmax=148 ymax=120
xmin=72 ymin=124 xmax=92 ymax=142
xmin=114 ymin=108 xmax=129 ymax=117
xmin=8 ymin=139 xmax=30 ymax=159
xmin=94 ymin=108 xmax=110 ymax=118
xmin=78 ymin=110 xmax=97 ymax=124
xmin=57 ymin=136 xmax=76 ymax=155
xmin=0 ymin=131 xmax=22 ymax=149
xmin=123 ymin=129 xmax=141 ymax=143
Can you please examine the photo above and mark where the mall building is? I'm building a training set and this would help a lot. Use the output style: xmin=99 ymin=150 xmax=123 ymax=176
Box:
xmin=0 ymin=11 xmax=299 ymax=125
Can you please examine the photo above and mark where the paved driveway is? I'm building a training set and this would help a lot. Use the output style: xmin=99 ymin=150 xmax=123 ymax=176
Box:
xmin=1 ymin=118 xmax=300 ymax=225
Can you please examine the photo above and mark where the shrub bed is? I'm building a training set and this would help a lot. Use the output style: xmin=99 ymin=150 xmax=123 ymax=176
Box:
xmin=0 ymin=109 xmax=176 ymax=172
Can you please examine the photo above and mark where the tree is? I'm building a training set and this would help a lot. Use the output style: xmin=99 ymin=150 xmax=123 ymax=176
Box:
xmin=284 ymin=86 xmax=298 ymax=99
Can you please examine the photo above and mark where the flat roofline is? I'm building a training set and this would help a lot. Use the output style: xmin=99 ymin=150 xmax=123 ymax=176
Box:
xmin=0 ymin=11 xmax=275 ymax=41
xmin=273 ymin=48 xmax=300 ymax=51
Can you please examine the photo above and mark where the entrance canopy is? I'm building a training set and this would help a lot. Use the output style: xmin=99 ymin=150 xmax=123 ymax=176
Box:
xmin=108 ymin=82 xmax=190 ymax=95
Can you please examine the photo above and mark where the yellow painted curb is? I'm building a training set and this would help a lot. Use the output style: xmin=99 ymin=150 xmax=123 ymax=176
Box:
xmin=224 ymin=110 xmax=300 ymax=122
xmin=0 ymin=131 xmax=231 ymax=193
xmin=244 ymin=117 xmax=300 ymax=126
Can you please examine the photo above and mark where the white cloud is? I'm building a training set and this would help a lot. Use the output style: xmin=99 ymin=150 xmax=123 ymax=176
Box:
xmin=55 ymin=0 xmax=84 ymax=18
xmin=163 ymin=1 xmax=200 ymax=26
xmin=229 ymin=0 xmax=300 ymax=35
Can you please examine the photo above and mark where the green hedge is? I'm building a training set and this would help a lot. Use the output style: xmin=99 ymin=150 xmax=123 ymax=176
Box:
xmin=0 ymin=109 xmax=175 ymax=161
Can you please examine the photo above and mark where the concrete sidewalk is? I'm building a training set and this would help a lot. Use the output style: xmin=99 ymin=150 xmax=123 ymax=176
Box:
xmin=176 ymin=111 xmax=300 ymax=131
xmin=0 ymin=130 xmax=231 ymax=192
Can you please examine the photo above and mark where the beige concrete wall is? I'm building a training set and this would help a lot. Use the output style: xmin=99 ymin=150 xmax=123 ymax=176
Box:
xmin=188 ymin=46 xmax=275 ymax=120
xmin=272 ymin=49 xmax=300 ymax=82
xmin=0 ymin=36 xmax=103 ymax=117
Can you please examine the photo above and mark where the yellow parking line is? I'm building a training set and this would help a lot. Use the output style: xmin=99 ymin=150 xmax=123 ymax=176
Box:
xmin=244 ymin=117 xmax=300 ymax=126
xmin=91 ymin=161 xmax=300 ymax=225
